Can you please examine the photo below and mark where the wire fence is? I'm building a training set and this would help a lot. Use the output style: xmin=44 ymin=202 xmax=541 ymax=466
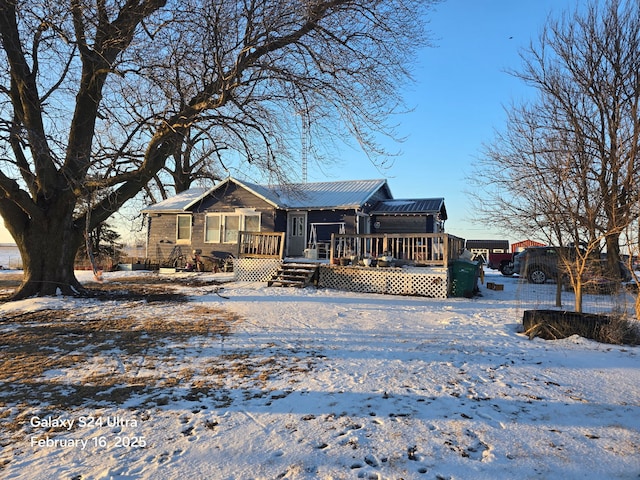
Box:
xmin=516 ymin=278 xmax=637 ymax=318
xmin=0 ymin=246 xmax=22 ymax=270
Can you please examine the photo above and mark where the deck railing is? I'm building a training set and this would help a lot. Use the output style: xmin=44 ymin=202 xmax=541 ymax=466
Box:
xmin=330 ymin=233 xmax=465 ymax=267
xmin=237 ymin=231 xmax=285 ymax=259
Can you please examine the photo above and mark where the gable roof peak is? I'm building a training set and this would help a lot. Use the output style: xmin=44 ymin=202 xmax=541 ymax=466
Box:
xmin=142 ymin=176 xmax=392 ymax=213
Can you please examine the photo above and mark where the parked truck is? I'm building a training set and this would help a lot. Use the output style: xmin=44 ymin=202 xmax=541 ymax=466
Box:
xmin=468 ymin=239 xmax=550 ymax=277
xmin=487 ymin=251 xmax=515 ymax=276
xmin=466 ymin=239 xmax=515 ymax=276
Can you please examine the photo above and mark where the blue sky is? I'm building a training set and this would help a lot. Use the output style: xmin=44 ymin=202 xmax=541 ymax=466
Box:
xmin=302 ymin=0 xmax=578 ymax=244
xmin=0 ymin=0 xmax=577 ymax=245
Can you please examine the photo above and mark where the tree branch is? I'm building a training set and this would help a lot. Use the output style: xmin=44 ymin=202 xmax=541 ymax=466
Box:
xmin=0 ymin=0 xmax=58 ymax=197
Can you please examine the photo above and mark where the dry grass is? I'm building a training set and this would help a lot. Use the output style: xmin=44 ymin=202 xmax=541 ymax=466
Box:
xmin=0 ymin=306 xmax=242 ymax=410
xmin=523 ymin=309 xmax=640 ymax=345
xmin=0 ymin=275 xmax=239 ymax=438
xmin=0 ymin=275 xmax=317 ymax=446
xmin=0 ymin=272 xmax=223 ymax=302
xmin=598 ymin=315 xmax=640 ymax=345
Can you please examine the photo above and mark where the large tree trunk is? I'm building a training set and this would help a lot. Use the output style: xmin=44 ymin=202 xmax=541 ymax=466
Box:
xmin=605 ymin=234 xmax=622 ymax=280
xmin=11 ymin=210 xmax=84 ymax=300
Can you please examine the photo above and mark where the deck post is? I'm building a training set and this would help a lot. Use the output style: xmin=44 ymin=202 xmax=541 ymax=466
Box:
xmin=443 ymin=235 xmax=449 ymax=268
xmin=278 ymin=232 xmax=285 ymax=259
xmin=329 ymin=234 xmax=335 ymax=263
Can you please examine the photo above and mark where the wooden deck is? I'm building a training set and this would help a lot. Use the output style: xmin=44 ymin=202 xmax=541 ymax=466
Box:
xmin=236 ymin=231 xmax=464 ymax=268
xmin=329 ymin=233 xmax=464 ymax=268
xmin=234 ymin=232 xmax=467 ymax=297
xmin=237 ymin=232 xmax=285 ymax=259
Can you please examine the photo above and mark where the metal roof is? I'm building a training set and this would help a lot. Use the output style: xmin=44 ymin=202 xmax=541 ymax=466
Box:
xmin=142 ymin=177 xmax=391 ymax=212
xmin=141 ymin=187 xmax=210 ymax=213
xmin=465 ymin=239 xmax=510 ymax=250
xmin=371 ymin=198 xmax=447 ymax=219
xmin=247 ymin=178 xmax=390 ymax=209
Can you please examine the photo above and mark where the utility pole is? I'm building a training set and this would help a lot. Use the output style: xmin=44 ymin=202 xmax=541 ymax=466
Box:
xmin=300 ymin=110 xmax=309 ymax=183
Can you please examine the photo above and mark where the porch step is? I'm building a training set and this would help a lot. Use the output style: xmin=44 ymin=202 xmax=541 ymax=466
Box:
xmin=267 ymin=263 xmax=319 ymax=288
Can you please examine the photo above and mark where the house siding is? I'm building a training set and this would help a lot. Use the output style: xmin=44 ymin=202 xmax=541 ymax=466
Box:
xmin=148 ymin=183 xmax=280 ymax=263
xmin=274 ymin=210 xmax=288 ymax=232
xmin=306 ymin=210 xmax=358 ymax=239
xmin=147 ymin=214 xmax=187 ymax=264
xmin=195 ymin=182 xmax=272 ymax=213
xmin=372 ymin=215 xmax=436 ymax=234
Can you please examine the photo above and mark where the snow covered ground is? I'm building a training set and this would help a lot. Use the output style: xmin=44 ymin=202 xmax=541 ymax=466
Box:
xmin=0 ymin=266 xmax=639 ymax=479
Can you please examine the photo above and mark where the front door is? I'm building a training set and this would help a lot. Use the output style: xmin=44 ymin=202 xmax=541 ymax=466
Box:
xmin=287 ymin=212 xmax=307 ymax=256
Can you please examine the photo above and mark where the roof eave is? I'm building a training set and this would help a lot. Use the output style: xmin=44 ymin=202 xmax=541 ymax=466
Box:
xmin=284 ymin=205 xmax=362 ymax=211
xmin=371 ymin=210 xmax=441 ymax=215
xmin=142 ymin=208 xmax=190 ymax=214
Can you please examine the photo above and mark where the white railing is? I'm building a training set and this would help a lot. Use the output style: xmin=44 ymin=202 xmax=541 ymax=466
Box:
xmin=330 ymin=233 xmax=465 ymax=267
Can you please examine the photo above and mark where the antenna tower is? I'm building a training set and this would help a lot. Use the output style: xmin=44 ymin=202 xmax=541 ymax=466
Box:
xmin=300 ymin=110 xmax=309 ymax=183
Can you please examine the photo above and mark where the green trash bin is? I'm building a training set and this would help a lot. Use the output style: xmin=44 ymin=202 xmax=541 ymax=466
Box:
xmin=450 ymin=260 xmax=480 ymax=298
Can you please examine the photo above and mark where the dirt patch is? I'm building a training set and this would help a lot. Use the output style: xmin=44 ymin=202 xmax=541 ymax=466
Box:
xmin=0 ymin=273 xmax=22 ymax=299
xmin=83 ymin=275 xmax=194 ymax=302
xmin=0 ymin=304 xmax=241 ymax=414
xmin=0 ymin=272 xmax=22 ymax=286
xmin=0 ymin=273 xmax=223 ymax=302
xmin=0 ymin=294 xmax=317 ymax=452
xmin=0 ymin=273 xmax=318 ymax=458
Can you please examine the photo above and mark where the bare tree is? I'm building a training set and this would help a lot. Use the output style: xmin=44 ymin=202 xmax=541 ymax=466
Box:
xmin=146 ymin=127 xmax=226 ymax=200
xmin=470 ymin=0 xmax=640 ymax=312
xmin=0 ymin=0 xmax=437 ymax=298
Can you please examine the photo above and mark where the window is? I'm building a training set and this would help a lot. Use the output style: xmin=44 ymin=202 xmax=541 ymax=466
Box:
xmin=176 ymin=215 xmax=192 ymax=242
xmin=244 ymin=214 xmax=260 ymax=232
xmin=204 ymin=215 xmax=220 ymax=243
xmin=223 ymin=215 xmax=240 ymax=243
xmin=204 ymin=212 xmax=261 ymax=243
xmin=292 ymin=216 xmax=304 ymax=236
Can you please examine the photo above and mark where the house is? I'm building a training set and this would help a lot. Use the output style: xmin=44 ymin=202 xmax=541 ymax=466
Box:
xmin=142 ymin=177 xmax=447 ymax=265
xmin=371 ymin=199 xmax=447 ymax=234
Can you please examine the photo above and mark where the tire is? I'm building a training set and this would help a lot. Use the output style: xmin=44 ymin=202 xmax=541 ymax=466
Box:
xmin=528 ymin=267 xmax=548 ymax=284
xmin=500 ymin=262 xmax=515 ymax=276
